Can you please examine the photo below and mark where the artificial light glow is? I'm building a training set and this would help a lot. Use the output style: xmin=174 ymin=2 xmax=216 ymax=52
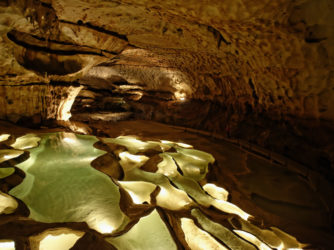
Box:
xmin=170 ymin=175 xmax=251 ymax=220
xmin=118 ymin=85 xmax=143 ymax=90
xmin=6 ymin=132 xmax=308 ymax=249
xmin=213 ymin=200 xmax=250 ymax=221
xmin=176 ymin=142 xmax=193 ymax=148
xmin=63 ymin=133 xmax=77 ymax=144
xmin=234 ymin=218 xmax=283 ymax=248
xmin=11 ymin=134 xmax=41 ymax=150
xmin=96 ymin=220 xmax=115 ymax=234
xmin=181 ymin=218 xmax=228 ymax=250
xmin=121 ymin=163 xmax=193 ymax=210
xmin=160 ymin=140 xmax=173 ymax=144
xmin=174 ymin=92 xmax=187 ymax=101
xmin=0 ymin=149 xmax=24 ymax=163
xmin=127 ymin=190 xmax=143 ymax=204
xmin=118 ymin=181 xmax=156 ymax=204
xmin=121 ymin=152 xmax=147 ymax=163
xmin=57 ymin=86 xmax=83 ymax=121
xmin=159 ymin=140 xmax=193 ymax=149
xmin=131 ymin=91 xmax=143 ymax=100
xmin=62 ymin=134 xmax=79 ymax=147
xmin=166 ymin=147 xmax=215 ymax=181
xmin=63 ymin=137 xmax=75 ymax=144
xmin=104 ymin=136 xmax=169 ymax=154
xmin=38 ymin=232 xmax=83 ymax=250
xmin=39 ymin=233 xmax=83 ymax=250
xmin=119 ymin=151 xmax=149 ymax=171
xmin=0 ymin=241 xmax=15 ymax=250
xmin=233 ymin=230 xmax=271 ymax=250
xmin=277 ymin=243 xmax=285 ymax=250
xmin=0 ymin=191 xmax=18 ymax=214
xmin=270 ymin=227 xmax=308 ymax=249
xmin=203 ymin=183 xmax=229 ymax=201
xmin=191 ymin=209 xmax=257 ymax=250
xmin=170 ymin=71 xmax=192 ymax=101
xmin=0 ymin=134 xmax=10 ymax=142
xmin=156 ymin=153 xmax=179 ymax=177
xmin=67 ymin=122 xmax=89 ymax=134
xmin=10 ymin=133 xmax=129 ymax=236
xmin=156 ymin=184 xmax=193 ymax=210
xmin=107 ymin=210 xmax=177 ymax=250
xmin=176 ymin=147 xmax=215 ymax=163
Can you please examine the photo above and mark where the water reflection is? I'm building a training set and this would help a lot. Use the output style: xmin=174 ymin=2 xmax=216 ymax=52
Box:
xmin=6 ymin=132 xmax=307 ymax=249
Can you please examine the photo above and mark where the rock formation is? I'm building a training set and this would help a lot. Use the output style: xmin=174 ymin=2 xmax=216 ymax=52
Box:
xmin=0 ymin=0 xmax=333 ymax=176
xmin=0 ymin=0 xmax=334 ymax=248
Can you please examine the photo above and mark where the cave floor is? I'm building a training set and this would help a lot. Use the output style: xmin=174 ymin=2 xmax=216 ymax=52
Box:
xmin=0 ymin=120 xmax=333 ymax=249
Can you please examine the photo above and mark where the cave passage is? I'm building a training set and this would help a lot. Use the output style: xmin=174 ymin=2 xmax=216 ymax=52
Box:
xmin=0 ymin=0 xmax=333 ymax=249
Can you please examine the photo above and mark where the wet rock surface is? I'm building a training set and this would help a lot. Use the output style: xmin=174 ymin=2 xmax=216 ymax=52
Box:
xmin=0 ymin=0 xmax=333 ymax=180
xmin=0 ymin=0 xmax=333 ymax=248
xmin=0 ymin=120 xmax=333 ymax=249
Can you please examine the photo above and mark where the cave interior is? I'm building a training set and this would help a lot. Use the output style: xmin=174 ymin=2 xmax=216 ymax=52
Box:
xmin=0 ymin=0 xmax=334 ymax=249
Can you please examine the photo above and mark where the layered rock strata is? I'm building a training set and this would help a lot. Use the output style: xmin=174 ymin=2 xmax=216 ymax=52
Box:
xmin=0 ymin=1 xmax=333 ymax=178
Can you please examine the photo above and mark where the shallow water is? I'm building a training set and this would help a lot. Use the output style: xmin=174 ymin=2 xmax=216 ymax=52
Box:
xmin=10 ymin=132 xmax=129 ymax=234
xmin=3 ymin=132 xmax=308 ymax=249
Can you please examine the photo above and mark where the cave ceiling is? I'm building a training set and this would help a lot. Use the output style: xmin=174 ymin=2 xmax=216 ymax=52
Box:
xmin=0 ymin=2 xmax=334 ymax=246
xmin=0 ymin=0 xmax=334 ymax=174
xmin=0 ymin=0 xmax=333 ymax=120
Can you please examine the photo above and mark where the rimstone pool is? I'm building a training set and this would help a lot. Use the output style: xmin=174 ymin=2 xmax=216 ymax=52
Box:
xmin=0 ymin=130 xmax=328 ymax=249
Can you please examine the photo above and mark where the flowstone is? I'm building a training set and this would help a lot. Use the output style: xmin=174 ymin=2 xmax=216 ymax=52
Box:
xmin=5 ymin=132 xmax=307 ymax=249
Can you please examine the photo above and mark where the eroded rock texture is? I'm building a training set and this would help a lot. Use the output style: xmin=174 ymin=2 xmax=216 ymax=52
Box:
xmin=2 ymin=128 xmax=331 ymax=249
xmin=0 ymin=1 xmax=333 ymax=176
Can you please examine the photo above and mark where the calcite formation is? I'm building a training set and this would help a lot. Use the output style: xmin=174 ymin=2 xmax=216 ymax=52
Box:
xmin=0 ymin=0 xmax=333 ymax=175
xmin=0 ymin=0 xmax=334 ymax=175
xmin=0 ymin=1 xmax=333 ymax=247
xmin=0 ymin=129 xmax=318 ymax=249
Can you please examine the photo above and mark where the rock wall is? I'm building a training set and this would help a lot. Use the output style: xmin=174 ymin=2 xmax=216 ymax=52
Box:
xmin=0 ymin=84 xmax=82 ymax=124
xmin=0 ymin=0 xmax=333 ymax=175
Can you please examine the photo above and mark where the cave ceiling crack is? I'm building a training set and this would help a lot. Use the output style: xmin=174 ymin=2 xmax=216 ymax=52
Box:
xmin=59 ymin=20 xmax=129 ymax=42
xmin=7 ymin=31 xmax=116 ymax=58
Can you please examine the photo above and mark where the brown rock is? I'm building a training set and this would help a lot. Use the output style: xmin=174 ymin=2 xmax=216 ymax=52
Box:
xmin=91 ymin=153 xmax=123 ymax=180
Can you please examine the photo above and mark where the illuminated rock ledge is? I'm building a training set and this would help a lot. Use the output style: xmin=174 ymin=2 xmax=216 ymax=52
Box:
xmin=0 ymin=131 xmax=313 ymax=249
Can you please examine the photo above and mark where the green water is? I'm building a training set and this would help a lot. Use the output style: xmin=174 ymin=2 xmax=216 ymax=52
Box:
xmin=10 ymin=132 xmax=129 ymax=233
xmin=6 ymin=132 xmax=306 ymax=249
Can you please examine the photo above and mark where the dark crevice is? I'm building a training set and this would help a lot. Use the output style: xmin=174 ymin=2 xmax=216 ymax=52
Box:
xmin=40 ymin=2 xmax=53 ymax=8
xmin=192 ymin=214 xmax=232 ymax=250
xmin=248 ymin=78 xmax=259 ymax=104
xmin=29 ymin=33 xmax=117 ymax=56
xmin=99 ymin=61 xmax=179 ymax=69
xmin=305 ymin=37 xmax=327 ymax=43
xmin=7 ymin=31 xmax=109 ymax=57
xmin=157 ymin=208 xmax=186 ymax=250
xmin=207 ymin=26 xmax=231 ymax=48
xmin=49 ymin=80 xmax=81 ymax=87
xmin=80 ymin=86 xmax=115 ymax=95
xmin=29 ymin=33 xmax=80 ymax=46
xmin=0 ymin=81 xmax=81 ymax=87
xmin=60 ymin=20 xmax=128 ymax=42
xmin=0 ymin=0 xmax=9 ymax=7
xmin=172 ymin=158 xmax=184 ymax=176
